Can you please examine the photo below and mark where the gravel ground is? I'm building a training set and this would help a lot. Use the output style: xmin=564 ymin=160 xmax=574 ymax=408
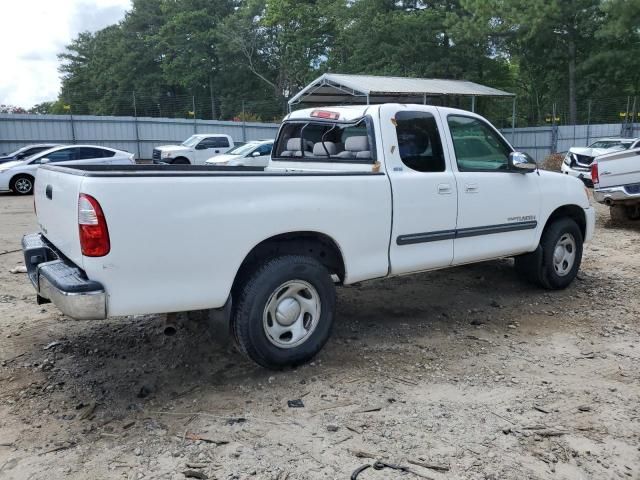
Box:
xmin=0 ymin=192 xmax=638 ymax=480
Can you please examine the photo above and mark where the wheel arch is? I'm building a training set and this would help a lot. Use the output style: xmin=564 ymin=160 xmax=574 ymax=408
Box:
xmin=172 ymin=156 xmax=191 ymax=164
xmin=10 ymin=172 xmax=35 ymax=192
xmin=232 ymin=231 xmax=346 ymax=295
xmin=542 ymin=204 xmax=586 ymax=240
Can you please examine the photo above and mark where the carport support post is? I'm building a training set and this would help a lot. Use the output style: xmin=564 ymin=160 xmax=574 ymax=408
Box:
xmin=242 ymin=101 xmax=247 ymax=142
xmin=132 ymin=92 xmax=141 ymax=161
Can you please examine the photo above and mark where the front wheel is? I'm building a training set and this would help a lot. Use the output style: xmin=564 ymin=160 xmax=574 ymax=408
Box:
xmin=232 ymin=255 xmax=336 ymax=369
xmin=10 ymin=175 xmax=34 ymax=195
xmin=515 ymin=218 xmax=583 ymax=289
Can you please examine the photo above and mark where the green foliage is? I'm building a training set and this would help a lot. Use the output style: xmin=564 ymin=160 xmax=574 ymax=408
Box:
xmin=54 ymin=0 xmax=640 ymax=125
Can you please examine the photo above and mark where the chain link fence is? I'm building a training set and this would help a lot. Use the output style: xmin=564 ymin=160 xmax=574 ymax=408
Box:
xmin=3 ymin=91 xmax=639 ymax=162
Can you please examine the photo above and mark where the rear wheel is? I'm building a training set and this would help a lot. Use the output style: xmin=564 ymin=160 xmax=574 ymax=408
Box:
xmin=515 ymin=218 xmax=583 ymax=289
xmin=232 ymin=255 xmax=336 ymax=369
xmin=10 ymin=175 xmax=34 ymax=195
xmin=172 ymin=157 xmax=190 ymax=165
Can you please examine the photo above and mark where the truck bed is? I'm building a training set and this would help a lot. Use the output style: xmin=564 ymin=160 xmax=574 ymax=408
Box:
xmin=45 ymin=164 xmax=379 ymax=177
xmin=34 ymin=163 xmax=391 ymax=316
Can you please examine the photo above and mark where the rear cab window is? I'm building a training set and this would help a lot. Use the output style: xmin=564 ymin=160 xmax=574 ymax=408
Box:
xmin=273 ymin=115 xmax=376 ymax=163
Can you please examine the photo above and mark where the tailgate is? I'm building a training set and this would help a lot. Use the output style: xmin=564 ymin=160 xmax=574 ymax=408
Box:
xmin=596 ymin=147 xmax=640 ymax=188
xmin=34 ymin=167 xmax=84 ymax=268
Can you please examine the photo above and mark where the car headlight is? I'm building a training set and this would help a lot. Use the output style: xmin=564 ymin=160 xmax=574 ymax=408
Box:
xmin=563 ymin=153 xmax=571 ymax=165
xmin=162 ymin=152 xmax=172 ymax=158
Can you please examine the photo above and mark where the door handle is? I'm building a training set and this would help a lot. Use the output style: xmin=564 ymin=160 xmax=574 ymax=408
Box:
xmin=465 ymin=183 xmax=479 ymax=193
xmin=437 ymin=183 xmax=452 ymax=194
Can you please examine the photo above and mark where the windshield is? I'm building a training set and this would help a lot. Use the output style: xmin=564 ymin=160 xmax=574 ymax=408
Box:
xmin=273 ymin=117 xmax=375 ymax=162
xmin=588 ymin=140 xmax=632 ymax=150
xmin=181 ymin=135 xmax=200 ymax=147
xmin=227 ymin=143 xmax=259 ymax=156
xmin=4 ymin=147 xmax=25 ymax=157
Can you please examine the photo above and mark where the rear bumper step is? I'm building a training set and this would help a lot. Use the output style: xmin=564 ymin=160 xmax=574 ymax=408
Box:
xmin=22 ymin=233 xmax=106 ymax=320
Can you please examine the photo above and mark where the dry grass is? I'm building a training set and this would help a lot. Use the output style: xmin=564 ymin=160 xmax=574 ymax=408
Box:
xmin=540 ymin=153 xmax=564 ymax=172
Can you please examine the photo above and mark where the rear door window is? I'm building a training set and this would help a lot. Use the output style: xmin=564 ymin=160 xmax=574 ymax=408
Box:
xmin=79 ymin=147 xmax=108 ymax=159
xmin=395 ymin=111 xmax=445 ymax=172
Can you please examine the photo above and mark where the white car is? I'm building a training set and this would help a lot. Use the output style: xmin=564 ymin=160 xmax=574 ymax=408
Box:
xmin=0 ymin=143 xmax=60 ymax=165
xmin=561 ymin=137 xmax=640 ymax=185
xmin=205 ymin=140 xmax=273 ymax=167
xmin=152 ymin=134 xmax=235 ymax=165
xmin=24 ymin=104 xmax=594 ymax=369
xmin=0 ymin=145 xmax=134 ymax=195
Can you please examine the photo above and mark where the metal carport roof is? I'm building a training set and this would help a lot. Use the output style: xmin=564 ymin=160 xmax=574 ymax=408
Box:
xmin=288 ymin=73 xmax=514 ymax=107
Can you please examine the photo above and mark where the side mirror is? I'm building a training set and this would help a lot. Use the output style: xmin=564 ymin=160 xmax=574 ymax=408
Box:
xmin=509 ymin=152 xmax=537 ymax=172
xmin=251 ymin=151 xmax=261 ymax=157
xmin=195 ymin=143 xmax=209 ymax=150
xmin=40 ymin=158 xmax=50 ymax=164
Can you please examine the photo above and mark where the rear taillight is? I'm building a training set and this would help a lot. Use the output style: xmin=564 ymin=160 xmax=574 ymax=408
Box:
xmin=78 ymin=193 xmax=110 ymax=257
xmin=591 ymin=162 xmax=599 ymax=185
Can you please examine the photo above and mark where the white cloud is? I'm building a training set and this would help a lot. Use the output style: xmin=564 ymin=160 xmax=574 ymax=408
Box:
xmin=0 ymin=0 xmax=131 ymax=108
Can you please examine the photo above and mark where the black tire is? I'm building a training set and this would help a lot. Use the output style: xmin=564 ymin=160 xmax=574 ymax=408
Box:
xmin=610 ymin=205 xmax=627 ymax=223
xmin=172 ymin=157 xmax=190 ymax=165
xmin=10 ymin=175 xmax=34 ymax=195
xmin=232 ymin=255 xmax=336 ymax=369
xmin=516 ymin=218 xmax=583 ymax=289
xmin=610 ymin=204 xmax=640 ymax=223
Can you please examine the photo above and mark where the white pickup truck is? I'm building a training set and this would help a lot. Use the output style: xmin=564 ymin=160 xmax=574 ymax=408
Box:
xmin=152 ymin=134 xmax=234 ymax=164
xmin=23 ymin=104 xmax=595 ymax=369
xmin=592 ymin=146 xmax=640 ymax=221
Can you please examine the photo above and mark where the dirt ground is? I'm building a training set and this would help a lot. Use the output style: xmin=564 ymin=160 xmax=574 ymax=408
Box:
xmin=0 ymin=192 xmax=638 ymax=480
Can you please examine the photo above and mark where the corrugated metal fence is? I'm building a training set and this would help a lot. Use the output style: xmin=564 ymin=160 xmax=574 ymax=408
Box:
xmin=501 ymin=122 xmax=640 ymax=162
xmin=0 ymin=114 xmax=280 ymax=160
xmin=0 ymin=113 xmax=638 ymax=163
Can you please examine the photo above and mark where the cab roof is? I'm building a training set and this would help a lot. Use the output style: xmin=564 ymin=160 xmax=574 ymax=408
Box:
xmin=285 ymin=104 xmax=485 ymax=122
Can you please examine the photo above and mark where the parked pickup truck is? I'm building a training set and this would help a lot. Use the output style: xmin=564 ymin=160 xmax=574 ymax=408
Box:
xmin=592 ymin=146 xmax=640 ymax=222
xmin=152 ymin=134 xmax=234 ymax=164
xmin=23 ymin=104 xmax=595 ymax=369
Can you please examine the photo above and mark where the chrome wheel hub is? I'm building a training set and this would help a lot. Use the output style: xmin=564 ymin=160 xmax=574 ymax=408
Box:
xmin=263 ymin=280 xmax=321 ymax=349
xmin=553 ymin=233 xmax=576 ymax=277
xmin=15 ymin=178 xmax=32 ymax=193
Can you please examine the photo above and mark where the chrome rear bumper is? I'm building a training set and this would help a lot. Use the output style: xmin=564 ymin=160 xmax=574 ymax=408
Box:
xmin=22 ymin=233 xmax=106 ymax=320
xmin=593 ymin=185 xmax=640 ymax=205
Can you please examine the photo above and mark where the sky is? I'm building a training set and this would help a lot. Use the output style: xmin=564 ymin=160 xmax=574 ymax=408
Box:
xmin=0 ymin=0 xmax=132 ymax=108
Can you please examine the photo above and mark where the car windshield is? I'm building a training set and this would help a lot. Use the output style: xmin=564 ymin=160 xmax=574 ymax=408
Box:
xmin=181 ymin=135 xmax=200 ymax=147
xmin=5 ymin=147 xmax=26 ymax=157
xmin=588 ymin=140 xmax=632 ymax=150
xmin=227 ymin=143 xmax=259 ymax=156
